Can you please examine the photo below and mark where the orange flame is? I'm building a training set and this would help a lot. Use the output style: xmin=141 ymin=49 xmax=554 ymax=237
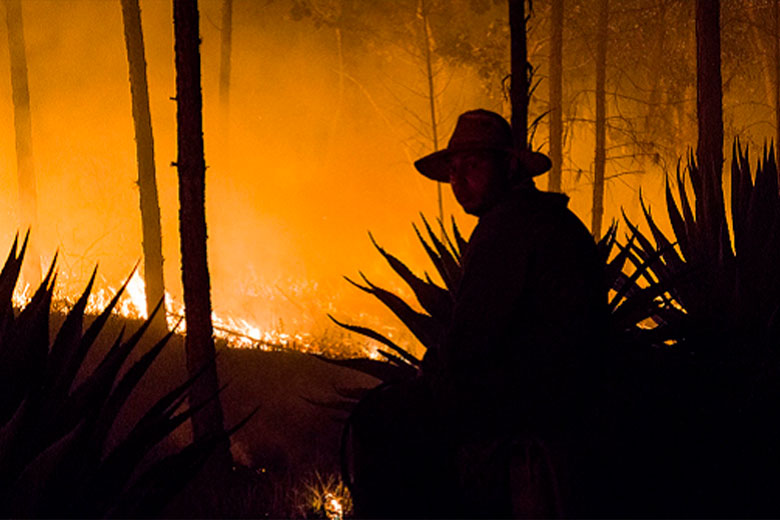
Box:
xmin=12 ymin=270 xmax=383 ymax=359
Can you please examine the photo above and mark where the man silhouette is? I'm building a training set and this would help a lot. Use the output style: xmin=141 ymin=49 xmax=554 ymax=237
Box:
xmin=415 ymin=109 xmax=608 ymax=516
xmin=350 ymin=109 xmax=609 ymax=518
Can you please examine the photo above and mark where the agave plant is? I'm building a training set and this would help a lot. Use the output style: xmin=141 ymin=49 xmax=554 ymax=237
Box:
xmin=320 ymin=215 xmax=464 ymax=379
xmin=324 ymin=207 xmax=675 ymax=384
xmin=0 ymin=233 xmax=249 ymax=517
xmin=591 ymin=143 xmax=780 ymax=516
xmin=621 ymin=143 xmax=780 ymax=355
xmin=320 ymin=142 xmax=780 ymax=515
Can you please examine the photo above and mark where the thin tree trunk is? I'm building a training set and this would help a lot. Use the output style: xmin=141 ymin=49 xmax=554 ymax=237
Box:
xmin=509 ymin=0 xmax=529 ymax=151
xmin=219 ymin=0 xmax=232 ymax=149
xmin=644 ymin=3 xmax=666 ymax=137
xmin=335 ymin=26 xmax=344 ymax=118
xmin=324 ymin=26 xmax=344 ymax=163
xmin=775 ymin=0 xmax=779 ymax=163
xmin=695 ymin=0 xmax=726 ymax=253
xmin=173 ymin=0 xmax=229 ymax=469
xmin=744 ymin=5 xmax=773 ymax=137
xmin=695 ymin=0 xmax=724 ymax=179
xmin=419 ymin=0 xmax=443 ymax=226
xmin=120 ymin=0 xmax=166 ymax=332
xmin=5 ymin=0 xmax=40 ymax=284
xmin=548 ymin=0 xmax=563 ymax=192
xmin=592 ymin=0 xmax=607 ymax=238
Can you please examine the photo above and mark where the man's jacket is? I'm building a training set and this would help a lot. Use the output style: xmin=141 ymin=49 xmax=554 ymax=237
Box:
xmin=424 ymin=184 xmax=609 ymax=439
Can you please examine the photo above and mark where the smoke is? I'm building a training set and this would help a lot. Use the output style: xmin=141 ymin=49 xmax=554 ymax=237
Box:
xmin=0 ymin=0 xmax=773 ymax=355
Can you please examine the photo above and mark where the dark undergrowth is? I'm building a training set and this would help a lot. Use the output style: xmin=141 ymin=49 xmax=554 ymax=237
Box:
xmin=0 ymin=235 xmax=366 ymax=518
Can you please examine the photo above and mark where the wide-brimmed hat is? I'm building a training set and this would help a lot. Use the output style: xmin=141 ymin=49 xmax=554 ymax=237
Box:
xmin=414 ymin=109 xmax=552 ymax=182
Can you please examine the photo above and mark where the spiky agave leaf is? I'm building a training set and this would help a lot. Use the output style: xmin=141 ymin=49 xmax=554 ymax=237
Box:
xmin=110 ymin=409 xmax=258 ymax=518
xmin=314 ymin=355 xmax=416 ymax=382
xmin=86 ymin=382 xmax=228 ymax=512
xmin=437 ymin=217 xmax=462 ymax=263
xmin=417 ymin=214 xmax=463 ymax=291
xmin=1 ymin=419 xmax=85 ymax=517
xmin=675 ymin=163 xmax=698 ymax=261
xmin=639 ymin=193 xmax=686 ymax=276
xmin=604 ymin=231 xmax=633 ymax=293
xmin=0 ymin=233 xmax=27 ymax=331
xmin=665 ymin=172 xmax=689 ymax=258
xmin=302 ymin=394 xmax=362 ymax=415
xmin=368 ymin=233 xmax=452 ymax=324
xmin=89 ymin=308 xmax=176 ymax=451
xmin=42 ymin=268 xmax=96 ymax=399
xmin=597 ymin=221 xmax=618 ymax=264
xmin=327 ymin=315 xmax=420 ymax=368
xmin=49 ymin=267 xmax=135 ymax=405
xmin=412 ymin=222 xmax=459 ymax=293
xmin=343 ymin=273 xmax=439 ymax=350
xmin=0 ymin=240 xmax=245 ymax=517
xmin=730 ymin=140 xmax=753 ymax=252
xmin=0 ymin=255 xmax=56 ymax=418
xmin=450 ymin=216 xmax=469 ymax=255
xmin=609 ymin=236 xmax=676 ymax=314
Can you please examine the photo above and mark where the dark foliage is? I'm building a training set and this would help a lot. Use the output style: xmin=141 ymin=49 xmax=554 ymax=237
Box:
xmin=329 ymin=143 xmax=780 ymax=515
xmin=322 ymin=215 xmax=462 ymax=380
xmin=334 ymin=143 xmax=780 ymax=367
xmin=326 ymin=209 xmax=672 ymax=383
xmin=0 ymin=234 xmax=237 ymax=518
xmin=603 ymin=144 xmax=780 ymax=515
xmin=633 ymin=143 xmax=780 ymax=355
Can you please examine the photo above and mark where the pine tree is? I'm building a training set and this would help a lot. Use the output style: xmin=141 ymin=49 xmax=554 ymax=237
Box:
xmin=592 ymin=0 xmax=608 ymax=237
xmin=173 ymin=0 xmax=230 ymax=470
xmin=120 ymin=0 xmax=166 ymax=332
xmin=508 ymin=0 xmax=529 ymax=151
xmin=548 ymin=0 xmax=563 ymax=193
xmin=4 ymin=0 xmax=40 ymax=284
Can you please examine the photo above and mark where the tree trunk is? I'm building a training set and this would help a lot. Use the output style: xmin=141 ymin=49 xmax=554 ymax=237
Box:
xmin=419 ymin=0 xmax=443 ymax=226
xmin=775 ymin=0 xmax=779 ymax=163
xmin=219 ymin=0 xmax=232 ymax=148
xmin=695 ymin=0 xmax=726 ymax=252
xmin=745 ymin=4 xmax=773 ymax=147
xmin=120 ymin=0 xmax=166 ymax=332
xmin=695 ymin=0 xmax=724 ymax=180
xmin=592 ymin=0 xmax=607 ymax=238
xmin=547 ymin=0 xmax=563 ymax=192
xmin=4 ymin=0 xmax=40 ymax=284
xmin=173 ymin=0 xmax=229 ymax=469
xmin=508 ymin=0 xmax=528 ymax=151
xmin=644 ymin=3 xmax=667 ymax=138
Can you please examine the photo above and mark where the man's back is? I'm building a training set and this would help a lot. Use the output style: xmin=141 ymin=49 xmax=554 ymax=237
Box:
xmin=426 ymin=184 xmax=608 ymax=437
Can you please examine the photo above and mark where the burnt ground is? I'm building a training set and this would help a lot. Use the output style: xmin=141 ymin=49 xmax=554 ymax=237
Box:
xmin=61 ymin=313 xmax=378 ymax=517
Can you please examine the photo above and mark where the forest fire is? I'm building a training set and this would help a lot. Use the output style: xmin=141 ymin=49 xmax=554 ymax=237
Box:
xmin=10 ymin=267 xmax=384 ymax=358
xmin=1 ymin=0 xmax=779 ymax=517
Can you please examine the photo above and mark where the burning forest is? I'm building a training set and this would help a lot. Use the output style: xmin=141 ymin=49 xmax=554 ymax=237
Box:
xmin=1 ymin=0 xmax=780 ymax=517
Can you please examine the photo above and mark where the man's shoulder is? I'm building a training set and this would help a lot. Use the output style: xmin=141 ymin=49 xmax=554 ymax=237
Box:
xmin=481 ymin=186 xmax=594 ymax=244
xmin=487 ymin=187 xmax=572 ymax=227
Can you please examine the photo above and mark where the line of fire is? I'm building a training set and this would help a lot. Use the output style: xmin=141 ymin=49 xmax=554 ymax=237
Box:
xmin=0 ymin=0 xmax=779 ymax=517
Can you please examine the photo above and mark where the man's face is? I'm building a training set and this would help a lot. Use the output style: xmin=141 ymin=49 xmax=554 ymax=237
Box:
xmin=446 ymin=150 xmax=509 ymax=216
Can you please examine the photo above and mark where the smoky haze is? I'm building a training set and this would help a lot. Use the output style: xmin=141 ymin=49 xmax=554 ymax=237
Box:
xmin=0 ymin=0 xmax=773 ymax=356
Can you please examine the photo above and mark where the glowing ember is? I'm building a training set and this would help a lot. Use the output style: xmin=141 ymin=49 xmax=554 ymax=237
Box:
xmin=325 ymin=493 xmax=344 ymax=520
xmin=298 ymin=471 xmax=352 ymax=519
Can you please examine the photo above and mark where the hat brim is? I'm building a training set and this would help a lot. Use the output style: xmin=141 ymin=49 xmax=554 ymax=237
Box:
xmin=414 ymin=147 xmax=553 ymax=182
